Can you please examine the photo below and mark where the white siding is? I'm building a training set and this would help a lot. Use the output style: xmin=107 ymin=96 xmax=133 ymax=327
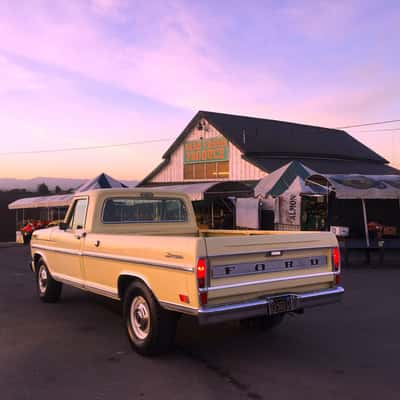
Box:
xmin=150 ymin=119 xmax=266 ymax=183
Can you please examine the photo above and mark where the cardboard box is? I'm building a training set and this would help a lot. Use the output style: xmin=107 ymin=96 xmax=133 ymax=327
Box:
xmin=383 ymin=226 xmax=397 ymax=237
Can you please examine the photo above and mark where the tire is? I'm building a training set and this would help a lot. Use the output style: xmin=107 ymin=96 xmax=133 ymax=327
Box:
xmin=123 ymin=281 xmax=177 ymax=356
xmin=240 ymin=313 xmax=285 ymax=331
xmin=36 ymin=260 xmax=62 ymax=303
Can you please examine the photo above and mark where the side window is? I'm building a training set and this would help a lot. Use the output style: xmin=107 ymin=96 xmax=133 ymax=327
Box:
xmin=68 ymin=199 xmax=88 ymax=230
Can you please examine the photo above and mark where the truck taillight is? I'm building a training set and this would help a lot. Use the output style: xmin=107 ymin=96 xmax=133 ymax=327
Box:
xmin=197 ymin=258 xmax=208 ymax=305
xmin=332 ymin=247 xmax=341 ymax=285
xmin=197 ymin=258 xmax=206 ymax=288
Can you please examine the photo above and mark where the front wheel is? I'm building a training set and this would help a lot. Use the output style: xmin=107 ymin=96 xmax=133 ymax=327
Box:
xmin=36 ymin=261 xmax=62 ymax=302
xmin=123 ymin=281 xmax=177 ymax=356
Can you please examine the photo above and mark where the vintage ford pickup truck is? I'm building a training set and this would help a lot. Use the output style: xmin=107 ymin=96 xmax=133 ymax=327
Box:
xmin=30 ymin=189 xmax=343 ymax=355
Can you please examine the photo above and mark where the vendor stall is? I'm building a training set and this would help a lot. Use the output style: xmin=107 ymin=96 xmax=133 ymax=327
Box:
xmin=146 ymin=181 xmax=253 ymax=229
xmin=8 ymin=173 xmax=127 ymax=243
xmin=307 ymin=174 xmax=400 ymax=248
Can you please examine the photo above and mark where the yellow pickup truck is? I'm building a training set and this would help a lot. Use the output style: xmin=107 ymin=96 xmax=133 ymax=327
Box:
xmin=30 ymin=188 xmax=343 ymax=355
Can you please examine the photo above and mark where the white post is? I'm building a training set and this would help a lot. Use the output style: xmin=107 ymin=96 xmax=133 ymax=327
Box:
xmin=361 ymin=199 xmax=370 ymax=248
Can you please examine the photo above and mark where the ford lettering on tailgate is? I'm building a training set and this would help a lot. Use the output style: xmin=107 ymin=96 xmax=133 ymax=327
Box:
xmin=212 ymin=255 xmax=327 ymax=278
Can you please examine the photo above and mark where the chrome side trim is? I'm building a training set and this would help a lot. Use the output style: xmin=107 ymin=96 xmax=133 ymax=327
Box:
xmin=202 ymin=271 xmax=339 ymax=292
xmin=207 ymin=245 xmax=332 ymax=258
xmin=52 ymin=272 xmax=119 ymax=300
xmin=31 ymin=244 xmax=82 ymax=256
xmin=85 ymin=282 xmax=119 ymax=300
xmin=83 ymin=251 xmax=194 ymax=272
xmin=52 ymin=272 xmax=85 ymax=289
xmin=197 ymin=286 xmax=344 ymax=325
xmin=31 ymin=244 xmax=194 ymax=272
xmin=159 ymin=301 xmax=198 ymax=316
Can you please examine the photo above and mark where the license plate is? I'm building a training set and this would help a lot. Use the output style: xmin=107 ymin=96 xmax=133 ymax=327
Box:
xmin=268 ymin=296 xmax=297 ymax=315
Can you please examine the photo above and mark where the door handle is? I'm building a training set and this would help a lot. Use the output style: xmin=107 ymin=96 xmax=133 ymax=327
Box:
xmin=94 ymin=240 xmax=100 ymax=247
xmin=75 ymin=232 xmax=86 ymax=240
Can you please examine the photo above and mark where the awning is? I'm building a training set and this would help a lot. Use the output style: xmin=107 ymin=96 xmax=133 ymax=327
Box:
xmin=8 ymin=194 xmax=73 ymax=210
xmin=8 ymin=172 xmax=127 ymax=210
xmin=145 ymin=181 xmax=253 ymax=201
xmin=254 ymin=161 xmax=316 ymax=197
xmin=308 ymin=174 xmax=400 ymax=199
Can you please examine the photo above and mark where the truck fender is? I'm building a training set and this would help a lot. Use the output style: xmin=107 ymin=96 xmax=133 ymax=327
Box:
xmin=117 ymin=272 xmax=156 ymax=301
xmin=32 ymin=251 xmax=50 ymax=273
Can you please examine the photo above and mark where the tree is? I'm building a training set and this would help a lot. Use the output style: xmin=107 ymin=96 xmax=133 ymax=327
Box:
xmin=37 ymin=183 xmax=50 ymax=195
xmin=55 ymin=185 xmax=62 ymax=194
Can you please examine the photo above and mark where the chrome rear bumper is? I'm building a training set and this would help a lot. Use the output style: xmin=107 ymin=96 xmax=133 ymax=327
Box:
xmin=197 ymin=286 xmax=344 ymax=325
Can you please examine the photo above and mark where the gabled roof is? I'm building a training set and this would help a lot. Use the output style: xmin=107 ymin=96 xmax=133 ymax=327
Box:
xmin=141 ymin=111 xmax=397 ymax=184
xmin=163 ymin=111 xmax=388 ymax=163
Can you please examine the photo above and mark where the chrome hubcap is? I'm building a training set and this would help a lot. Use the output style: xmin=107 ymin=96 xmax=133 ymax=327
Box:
xmin=38 ymin=266 xmax=48 ymax=293
xmin=130 ymin=296 xmax=150 ymax=340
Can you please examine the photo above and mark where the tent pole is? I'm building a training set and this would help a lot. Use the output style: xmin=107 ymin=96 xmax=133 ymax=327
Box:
xmin=361 ymin=199 xmax=370 ymax=248
xmin=22 ymin=209 xmax=25 ymax=226
xmin=211 ymin=200 xmax=214 ymax=229
xmin=16 ymin=209 xmax=18 ymax=229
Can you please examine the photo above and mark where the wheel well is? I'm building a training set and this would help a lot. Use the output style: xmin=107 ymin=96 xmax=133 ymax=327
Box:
xmin=118 ymin=275 xmax=150 ymax=300
xmin=33 ymin=253 xmax=42 ymax=268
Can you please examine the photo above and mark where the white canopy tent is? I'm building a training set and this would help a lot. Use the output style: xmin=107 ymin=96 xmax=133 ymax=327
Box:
xmin=309 ymin=174 xmax=400 ymax=199
xmin=307 ymin=174 xmax=400 ymax=247
xmin=254 ymin=161 xmax=317 ymax=198
xmin=8 ymin=194 xmax=73 ymax=210
xmin=8 ymin=173 xmax=127 ymax=210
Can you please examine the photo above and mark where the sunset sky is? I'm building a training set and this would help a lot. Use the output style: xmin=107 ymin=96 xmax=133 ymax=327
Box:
xmin=0 ymin=0 xmax=399 ymax=180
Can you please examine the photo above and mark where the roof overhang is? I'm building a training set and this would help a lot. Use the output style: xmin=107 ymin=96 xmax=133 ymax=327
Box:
xmin=145 ymin=181 xmax=253 ymax=201
xmin=8 ymin=194 xmax=73 ymax=210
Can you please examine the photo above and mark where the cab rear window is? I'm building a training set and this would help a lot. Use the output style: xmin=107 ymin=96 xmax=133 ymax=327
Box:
xmin=102 ymin=198 xmax=188 ymax=223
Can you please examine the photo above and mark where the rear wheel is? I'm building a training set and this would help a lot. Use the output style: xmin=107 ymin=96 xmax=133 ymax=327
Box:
xmin=36 ymin=261 xmax=62 ymax=302
xmin=240 ymin=314 xmax=285 ymax=331
xmin=123 ymin=281 xmax=177 ymax=356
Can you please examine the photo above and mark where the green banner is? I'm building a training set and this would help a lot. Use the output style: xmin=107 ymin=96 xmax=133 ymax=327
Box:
xmin=184 ymin=137 xmax=229 ymax=164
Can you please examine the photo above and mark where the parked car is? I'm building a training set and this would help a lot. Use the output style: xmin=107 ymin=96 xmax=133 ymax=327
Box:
xmin=30 ymin=189 xmax=343 ymax=355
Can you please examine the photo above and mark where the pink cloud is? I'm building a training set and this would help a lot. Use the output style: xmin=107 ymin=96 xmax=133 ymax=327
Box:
xmin=0 ymin=56 xmax=45 ymax=94
xmin=0 ymin=1 xmax=281 ymax=113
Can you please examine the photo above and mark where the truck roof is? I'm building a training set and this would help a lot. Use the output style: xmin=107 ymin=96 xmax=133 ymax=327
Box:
xmin=75 ymin=188 xmax=192 ymax=201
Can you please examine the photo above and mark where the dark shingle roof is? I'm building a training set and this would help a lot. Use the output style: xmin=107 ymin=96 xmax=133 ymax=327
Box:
xmin=248 ymin=157 xmax=399 ymax=175
xmin=189 ymin=111 xmax=387 ymax=162
xmin=141 ymin=111 xmax=397 ymax=184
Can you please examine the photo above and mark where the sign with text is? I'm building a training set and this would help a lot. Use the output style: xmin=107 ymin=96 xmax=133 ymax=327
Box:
xmin=184 ymin=137 xmax=229 ymax=164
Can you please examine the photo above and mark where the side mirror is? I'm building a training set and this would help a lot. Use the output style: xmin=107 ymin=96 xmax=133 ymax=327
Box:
xmin=59 ymin=222 xmax=68 ymax=230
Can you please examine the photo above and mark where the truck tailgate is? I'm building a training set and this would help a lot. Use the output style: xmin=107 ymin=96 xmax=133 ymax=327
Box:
xmin=203 ymin=231 xmax=338 ymax=305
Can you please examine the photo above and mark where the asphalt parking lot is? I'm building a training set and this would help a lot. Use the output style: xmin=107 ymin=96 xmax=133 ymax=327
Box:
xmin=1 ymin=246 xmax=399 ymax=400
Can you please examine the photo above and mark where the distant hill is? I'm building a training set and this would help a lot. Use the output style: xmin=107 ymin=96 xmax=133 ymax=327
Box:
xmin=0 ymin=177 xmax=138 ymax=191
